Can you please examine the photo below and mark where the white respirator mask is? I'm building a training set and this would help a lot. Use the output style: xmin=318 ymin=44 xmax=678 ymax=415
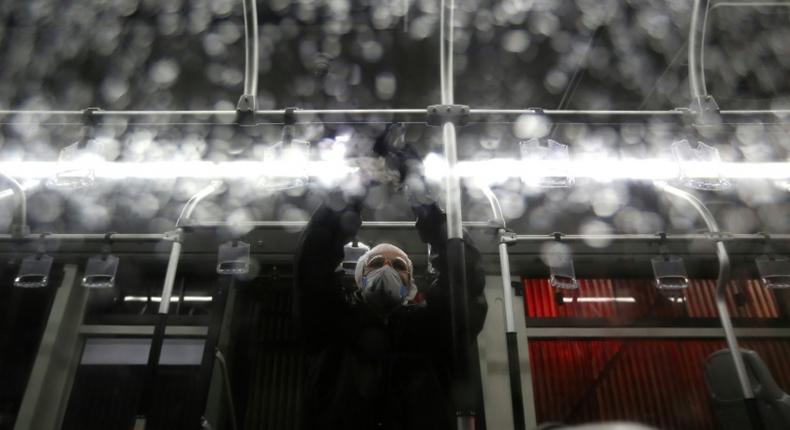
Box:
xmin=361 ymin=265 xmax=408 ymax=310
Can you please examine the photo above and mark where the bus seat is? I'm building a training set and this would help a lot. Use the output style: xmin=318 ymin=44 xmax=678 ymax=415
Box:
xmin=704 ymin=349 xmax=790 ymax=430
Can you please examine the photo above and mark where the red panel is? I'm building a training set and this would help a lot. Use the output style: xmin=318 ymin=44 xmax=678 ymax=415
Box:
xmin=522 ymin=278 xmax=616 ymax=318
xmin=523 ymin=278 xmax=783 ymax=320
xmin=528 ymin=340 xmax=790 ymax=429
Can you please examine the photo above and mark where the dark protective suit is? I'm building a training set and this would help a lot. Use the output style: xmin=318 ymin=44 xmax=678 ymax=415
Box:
xmin=294 ymin=199 xmax=488 ymax=430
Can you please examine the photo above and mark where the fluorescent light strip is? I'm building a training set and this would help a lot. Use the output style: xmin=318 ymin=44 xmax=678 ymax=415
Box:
xmin=123 ymin=296 xmax=213 ymax=302
xmin=0 ymin=159 xmax=788 ymax=182
xmin=562 ymin=297 xmax=637 ymax=303
xmin=559 ymin=297 xmax=689 ymax=304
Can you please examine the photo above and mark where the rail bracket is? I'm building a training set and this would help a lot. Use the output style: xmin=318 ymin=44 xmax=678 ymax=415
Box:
xmin=499 ymin=229 xmax=518 ymax=246
xmin=82 ymin=107 xmax=100 ymax=127
xmin=164 ymin=229 xmax=183 ymax=242
xmin=687 ymin=95 xmax=720 ymax=125
xmin=426 ymin=104 xmax=470 ymax=127
xmin=10 ymin=224 xmax=30 ymax=239
xmin=236 ymin=95 xmax=257 ymax=126
xmin=284 ymin=107 xmax=299 ymax=126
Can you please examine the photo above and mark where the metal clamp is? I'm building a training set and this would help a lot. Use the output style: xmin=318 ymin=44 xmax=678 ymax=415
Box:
xmin=101 ymin=232 xmax=115 ymax=253
xmin=656 ymin=232 xmax=669 ymax=255
xmin=499 ymin=229 xmax=518 ymax=246
xmin=759 ymin=232 xmax=774 ymax=255
xmin=284 ymin=107 xmax=299 ymax=126
xmin=686 ymin=94 xmax=720 ymax=126
xmin=426 ymin=104 xmax=470 ymax=126
xmin=281 ymin=107 xmax=299 ymax=144
xmin=82 ymin=107 xmax=100 ymax=127
xmin=9 ymin=223 xmax=30 ymax=238
xmin=236 ymin=95 xmax=256 ymax=125
xmin=81 ymin=107 xmax=101 ymax=143
xmin=163 ymin=229 xmax=183 ymax=242
xmin=689 ymin=94 xmax=719 ymax=115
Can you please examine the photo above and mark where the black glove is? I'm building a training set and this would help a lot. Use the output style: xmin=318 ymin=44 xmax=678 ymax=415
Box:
xmin=373 ymin=122 xmax=431 ymax=194
xmin=372 ymin=123 xmax=405 ymax=158
xmin=414 ymin=202 xmax=447 ymax=246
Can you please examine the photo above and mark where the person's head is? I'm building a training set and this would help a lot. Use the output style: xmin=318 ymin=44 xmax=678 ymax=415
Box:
xmin=354 ymin=243 xmax=417 ymax=312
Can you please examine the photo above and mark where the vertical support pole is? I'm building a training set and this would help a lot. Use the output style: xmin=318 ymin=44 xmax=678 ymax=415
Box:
xmin=498 ymin=242 xmax=526 ymax=430
xmin=442 ymin=123 xmax=462 ymax=240
xmin=197 ymin=277 xmax=233 ymax=426
xmin=158 ymin=237 xmax=182 ymax=315
xmin=134 ymin=233 xmax=183 ymax=430
xmin=204 ymin=285 xmax=238 ymax=428
xmin=440 ymin=0 xmax=476 ymax=424
xmin=481 ymin=185 xmax=526 ymax=430
xmin=442 ymin=120 xmax=477 ymax=428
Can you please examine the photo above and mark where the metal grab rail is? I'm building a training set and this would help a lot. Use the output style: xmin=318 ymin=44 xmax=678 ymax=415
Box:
xmin=655 ymin=181 xmax=753 ymax=401
xmin=240 ymin=0 xmax=258 ymax=101
xmin=689 ymin=0 xmax=710 ymax=102
xmin=0 ymin=233 xmax=171 ymax=241
xmin=2 ymin=108 xmax=790 ymax=126
xmin=0 ymin=229 xmax=786 ymax=243
xmin=0 ymin=171 xmax=28 ymax=236
xmin=175 ymin=181 xmax=224 ymax=228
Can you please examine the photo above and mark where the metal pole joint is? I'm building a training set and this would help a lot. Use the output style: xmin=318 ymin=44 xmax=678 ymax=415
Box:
xmin=427 ymin=104 xmax=470 ymax=127
xmin=283 ymin=106 xmax=299 ymax=126
xmin=236 ymin=95 xmax=256 ymax=125
xmin=9 ymin=223 xmax=30 ymax=239
xmin=81 ymin=107 xmax=101 ymax=127
xmin=688 ymin=94 xmax=720 ymax=125
xmin=164 ymin=229 xmax=183 ymax=243
xmin=499 ymin=229 xmax=518 ymax=246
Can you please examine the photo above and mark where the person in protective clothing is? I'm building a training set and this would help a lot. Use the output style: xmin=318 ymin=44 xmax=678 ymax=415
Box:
xmin=293 ymin=132 xmax=488 ymax=430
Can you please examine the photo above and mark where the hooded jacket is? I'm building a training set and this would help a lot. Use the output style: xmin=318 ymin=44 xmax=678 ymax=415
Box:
xmin=293 ymin=199 xmax=488 ymax=430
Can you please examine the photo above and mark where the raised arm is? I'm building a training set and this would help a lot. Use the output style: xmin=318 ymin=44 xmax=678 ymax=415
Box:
xmin=414 ymin=202 xmax=488 ymax=336
xmin=293 ymin=196 xmax=363 ymax=349
xmin=378 ymin=128 xmax=488 ymax=335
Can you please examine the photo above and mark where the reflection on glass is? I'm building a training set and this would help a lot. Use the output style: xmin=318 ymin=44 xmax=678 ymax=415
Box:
xmin=756 ymin=255 xmax=790 ymax=289
xmin=82 ymin=254 xmax=120 ymax=288
xmin=520 ymin=138 xmax=573 ymax=188
xmin=341 ymin=241 xmax=370 ymax=275
xmin=549 ymin=254 xmax=578 ymax=290
xmin=217 ymin=241 xmax=251 ymax=275
xmin=52 ymin=141 xmax=102 ymax=189
xmin=671 ymin=139 xmax=730 ymax=191
xmin=260 ymin=139 xmax=310 ymax=190
xmin=651 ymin=255 xmax=689 ymax=290
xmin=14 ymin=254 xmax=54 ymax=288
